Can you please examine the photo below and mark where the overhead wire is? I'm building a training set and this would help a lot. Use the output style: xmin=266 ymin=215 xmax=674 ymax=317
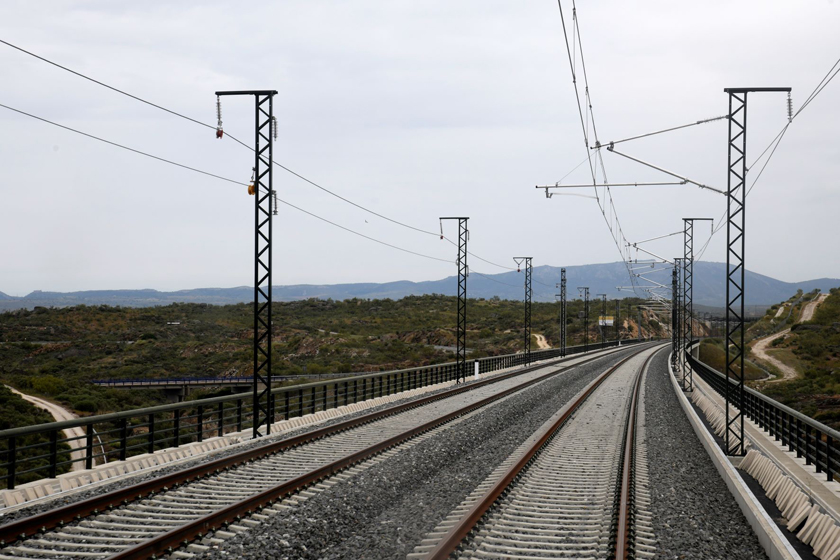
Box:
xmin=0 ymin=101 xmax=454 ymax=266
xmin=0 ymin=38 xmax=440 ymax=238
xmin=556 ymin=1 xmax=644 ymax=298
xmin=276 ymin=199 xmax=452 ymax=264
xmin=1 ymin=38 xmax=536 ymax=270
xmin=696 ymin=56 xmax=839 ymax=261
xmin=0 ymin=102 xmax=244 ymax=186
xmin=471 ymin=270 xmax=520 ymax=288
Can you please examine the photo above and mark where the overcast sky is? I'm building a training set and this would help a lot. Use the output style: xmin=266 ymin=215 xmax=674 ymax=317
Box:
xmin=1 ymin=1 xmax=838 ymax=297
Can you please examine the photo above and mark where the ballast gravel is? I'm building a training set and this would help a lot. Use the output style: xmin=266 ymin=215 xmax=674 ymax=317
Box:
xmin=202 ymin=345 xmax=651 ymax=560
xmin=0 ymin=360 xmax=547 ymax=526
xmin=644 ymin=349 xmax=768 ymax=560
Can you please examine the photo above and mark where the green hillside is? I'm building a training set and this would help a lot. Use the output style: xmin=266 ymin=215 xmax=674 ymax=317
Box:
xmin=758 ymin=288 xmax=840 ymax=426
xmin=0 ymin=296 xmax=664 ymax=421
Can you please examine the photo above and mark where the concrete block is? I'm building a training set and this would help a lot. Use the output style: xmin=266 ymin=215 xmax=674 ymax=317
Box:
xmin=1 ymin=490 xmax=23 ymax=507
xmin=57 ymin=472 xmax=80 ymax=491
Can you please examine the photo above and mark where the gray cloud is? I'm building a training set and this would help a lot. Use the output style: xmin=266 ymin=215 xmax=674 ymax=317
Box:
xmin=1 ymin=0 xmax=838 ymax=297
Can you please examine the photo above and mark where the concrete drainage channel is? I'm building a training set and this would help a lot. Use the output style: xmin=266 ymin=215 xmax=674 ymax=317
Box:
xmin=686 ymin=367 xmax=840 ymax=560
xmin=0 ymin=346 xmax=647 ymax=559
xmin=670 ymin=357 xmax=804 ymax=560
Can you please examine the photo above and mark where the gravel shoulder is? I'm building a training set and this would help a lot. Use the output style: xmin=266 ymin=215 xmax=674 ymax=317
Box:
xmin=644 ymin=349 xmax=768 ymax=560
xmin=203 ymin=346 xmax=649 ymax=559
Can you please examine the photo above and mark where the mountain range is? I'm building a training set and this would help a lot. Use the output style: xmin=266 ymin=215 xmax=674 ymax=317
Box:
xmin=2 ymin=262 xmax=838 ymax=311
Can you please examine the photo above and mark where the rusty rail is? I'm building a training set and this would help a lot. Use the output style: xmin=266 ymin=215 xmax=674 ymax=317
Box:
xmin=423 ymin=344 xmax=658 ymax=559
xmin=0 ymin=344 xmax=645 ymax=552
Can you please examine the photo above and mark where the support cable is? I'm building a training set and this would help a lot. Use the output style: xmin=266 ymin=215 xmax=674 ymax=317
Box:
xmin=0 ymin=101 xmax=453 ymax=266
xmin=555 ymin=1 xmax=643 ymax=298
xmin=0 ymin=39 xmax=536 ymax=273
xmin=0 ymin=102 xmax=244 ymax=185
xmin=0 ymin=38 xmax=440 ymax=238
xmin=694 ymin=56 xmax=839 ymax=262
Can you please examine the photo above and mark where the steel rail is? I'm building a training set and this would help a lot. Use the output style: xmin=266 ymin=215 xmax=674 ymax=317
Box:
xmin=615 ymin=349 xmax=656 ymax=560
xmin=0 ymin=344 xmax=640 ymax=550
xmin=109 ymin=345 xmax=649 ymax=560
xmin=422 ymin=344 xmax=660 ymax=560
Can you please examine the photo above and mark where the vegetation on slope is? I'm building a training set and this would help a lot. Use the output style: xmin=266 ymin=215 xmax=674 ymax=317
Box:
xmin=0 ymin=296 xmax=665 ymax=424
xmin=0 ymin=386 xmax=71 ymax=484
xmin=698 ymin=338 xmax=768 ymax=381
xmin=759 ymin=288 xmax=840 ymax=427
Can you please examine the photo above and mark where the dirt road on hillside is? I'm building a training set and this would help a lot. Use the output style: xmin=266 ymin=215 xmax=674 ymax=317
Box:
xmin=533 ymin=334 xmax=550 ymax=349
xmin=752 ymin=330 xmax=796 ymax=382
xmin=752 ymin=292 xmax=829 ymax=383
xmin=800 ymin=293 xmax=829 ymax=322
xmin=6 ymin=386 xmax=88 ymax=471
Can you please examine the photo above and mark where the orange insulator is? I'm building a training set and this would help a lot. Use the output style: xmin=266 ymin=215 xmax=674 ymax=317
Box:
xmin=248 ymin=183 xmax=256 ymax=195
xmin=216 ymin=128 xmax=224 ymax=139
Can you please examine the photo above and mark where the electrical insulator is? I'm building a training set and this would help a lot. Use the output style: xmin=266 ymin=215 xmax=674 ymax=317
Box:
xmin=248 ymin=183 xmax=256 ymax=195
xmin=517 ymin=268 xmax=521 ymax=273
xmin=216 ymin=96 xmax=224 ymax=139
xmin=787 ymin=92 xmax=793 ymax=123
xmin=271 ymin=116 xmax=278 ymax=140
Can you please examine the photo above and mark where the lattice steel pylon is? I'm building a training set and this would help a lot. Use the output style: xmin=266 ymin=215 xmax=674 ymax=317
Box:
xmin=557 ymin=268 xmax=567 ymax=357
xmin=637 ymin=308 xmax=642 ymax=341
xmin=724 ymin=87 xmax=790 ymax=456
xmin=671 ymin=265 xmax=679 ymax=374
xmin=441 ymin=218 xmax=469 ymax=382
xmin=578 ymin=287 xmax=589 ymax=352
xmin=216 ymin=89 xmax=278 ymax=438
xmin=682 ymin=218 xmax=713 ymax=393
xmin=515 ymin=257 xmax=533 ymax=365
xmin=615 ymin=299 xmax=620 ymax=345
xmin=596 ymin=294 xmax=607 ymax=348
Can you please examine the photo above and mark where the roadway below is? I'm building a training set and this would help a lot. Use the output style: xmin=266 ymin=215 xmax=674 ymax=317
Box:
xmin=4 ymin=386 xmax=87 ymax=472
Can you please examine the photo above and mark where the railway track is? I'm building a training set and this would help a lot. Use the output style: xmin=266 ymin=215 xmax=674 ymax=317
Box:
xmin=411 ymin=344 xmax=663 ymax=560
xmin=0 ymin=344 xmax=649 ymax=560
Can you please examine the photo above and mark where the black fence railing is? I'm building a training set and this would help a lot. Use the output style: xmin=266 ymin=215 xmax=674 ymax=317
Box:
xmin=687 ymin=347 xmax=840 ymax=482
xmin=1 ymin=339 xmax=645 ymax=490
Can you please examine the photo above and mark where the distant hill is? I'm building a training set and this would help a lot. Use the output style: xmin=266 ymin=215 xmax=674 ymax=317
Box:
xmin=2 ymin=261 xmax=838 ymax=311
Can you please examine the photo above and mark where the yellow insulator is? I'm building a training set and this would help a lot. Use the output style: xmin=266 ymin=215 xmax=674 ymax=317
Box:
xmin=248 ymin=183 xmax=256 ymax=195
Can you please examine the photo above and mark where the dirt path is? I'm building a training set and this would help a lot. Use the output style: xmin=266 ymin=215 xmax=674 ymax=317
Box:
xmin=6 ymin=386 xmax=88 ymax=471
xmin=800 ymin=293 xmax=829 ymax=322
xmin=752 ymin=292 xmax=829 ymax=383
xmin=533 ymin=333 xmax=550 ymax=350
xmin=752 ymin=329 xmax=796 ymax=383
xmin=774 ymin=305 xmax=786 ymax=318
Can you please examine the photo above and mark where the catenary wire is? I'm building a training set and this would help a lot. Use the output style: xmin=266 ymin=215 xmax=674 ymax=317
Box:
xmin=0 ymin=39 xmax=216 ymax=131
xmin=0 ymin=38 xmax=441 ymax=238
xmin=276 ymin=199 xmax=452 ymax=264
xmin=556 ymin=1 xmax=644 ymax=298
xmin=1 ymin=38 xmax=540 ymax=270
xmin=697 ymin=58 xmax=839 ymax=261
xmin=0 ymin=101 xmax=453 ymax=266
xmin=0 ymin=102 xmax=244 ymax=186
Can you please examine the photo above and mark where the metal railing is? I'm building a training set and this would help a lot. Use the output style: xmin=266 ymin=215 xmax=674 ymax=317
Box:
xmin=687 ymin=344 xmax=840 ymax=481
xmin=1 ymin=339 xmax=644 ymax=489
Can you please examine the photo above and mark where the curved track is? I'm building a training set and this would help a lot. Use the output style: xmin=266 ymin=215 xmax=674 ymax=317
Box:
xmin=0 ymin=345 xmax=649 ymax=560
xmin=412 ymin=345 xmax=663 ymax=560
